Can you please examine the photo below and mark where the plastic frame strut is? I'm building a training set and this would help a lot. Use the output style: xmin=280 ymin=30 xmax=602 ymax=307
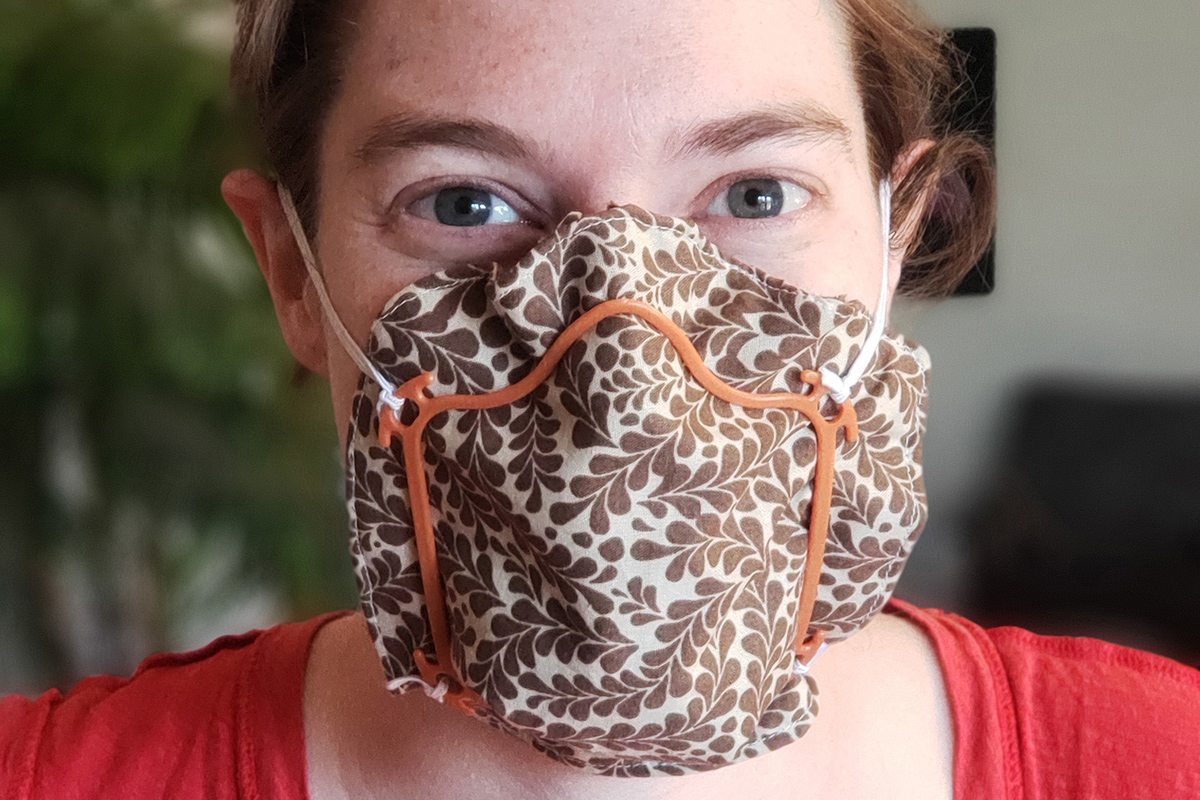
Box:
xmin=377 ymin=298 xmax=858 ymax=713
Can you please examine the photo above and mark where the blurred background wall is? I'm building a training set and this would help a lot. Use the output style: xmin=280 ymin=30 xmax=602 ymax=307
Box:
xmin=892 ymin=0 xmax=1200 ymax=660
xmin=1 ymin=0 xmax=1198 ymax=695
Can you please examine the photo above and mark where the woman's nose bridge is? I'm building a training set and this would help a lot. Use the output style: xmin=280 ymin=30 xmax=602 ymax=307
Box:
xmin=560 ymin=171 xmax=668 ymax=217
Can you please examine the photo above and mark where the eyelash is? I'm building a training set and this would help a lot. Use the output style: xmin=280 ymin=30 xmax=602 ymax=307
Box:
xmin=695 ymin=171 xmax=823 ymax=222
xmin=388 ymin=176 xmax=545 ymax=230
xmin=387 ymin=170 xmax=823 ymax=229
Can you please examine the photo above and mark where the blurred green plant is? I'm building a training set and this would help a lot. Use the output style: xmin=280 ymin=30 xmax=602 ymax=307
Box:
xmin=0 ymin=0 xmax=357 ymax=693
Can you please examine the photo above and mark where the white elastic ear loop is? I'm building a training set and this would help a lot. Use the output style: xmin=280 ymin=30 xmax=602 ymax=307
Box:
xmin=275 ymin=185 xmax=403 ymax=412
xmin=387 ymin=674 xmax=451 ymax=702
xmin=819 ymin=178 xmax=894 ymax=404
xmin=792 ymin=641 xmax=830 ymax=677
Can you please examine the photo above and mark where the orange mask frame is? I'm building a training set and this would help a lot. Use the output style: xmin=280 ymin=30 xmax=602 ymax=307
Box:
xmin=376 ymin=298 xmax=858 ymax=714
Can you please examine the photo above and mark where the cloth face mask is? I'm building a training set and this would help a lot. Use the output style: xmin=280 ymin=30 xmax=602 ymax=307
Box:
xmin=280 ymin=190 xmax=930 ymax=776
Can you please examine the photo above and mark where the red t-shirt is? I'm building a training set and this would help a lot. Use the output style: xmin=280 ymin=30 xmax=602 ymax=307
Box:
xmin=3 ymin=602 xmax=1198 ymax=799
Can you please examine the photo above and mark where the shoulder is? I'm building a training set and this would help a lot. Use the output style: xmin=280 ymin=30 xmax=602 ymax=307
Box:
xmin=1 ymin=611 xmax=349 ymax=800
xmin=890 ymin=600 xmax=1200 ymax=798
xmin=986 ymin=622 xmax=1200 ymax=786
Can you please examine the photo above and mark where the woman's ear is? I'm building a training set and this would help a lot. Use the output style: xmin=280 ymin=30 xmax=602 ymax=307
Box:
xmin=222 ymin=169 xmax=330 ymax=378
xmin=886 ymin=139 xmax=937 ymax=295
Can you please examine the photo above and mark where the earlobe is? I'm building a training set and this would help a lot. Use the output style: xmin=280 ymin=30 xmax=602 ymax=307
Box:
xmin=222 ymin=169 xmax=330 ymax=378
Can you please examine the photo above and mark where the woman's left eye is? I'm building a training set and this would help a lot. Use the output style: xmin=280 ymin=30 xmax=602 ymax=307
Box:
xmin=706 ymin=178 xmax=813 ymax=219
xmin=410 ymin=186 xmax=521 ymax=226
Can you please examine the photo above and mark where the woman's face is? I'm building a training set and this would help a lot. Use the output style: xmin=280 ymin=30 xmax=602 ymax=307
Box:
xmin=266 ymin=0 xmax=904 ymax=441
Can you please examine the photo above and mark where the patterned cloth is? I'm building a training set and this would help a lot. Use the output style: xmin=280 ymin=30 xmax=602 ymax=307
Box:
xmin=345 ymin=206 xmax=931 ymax=774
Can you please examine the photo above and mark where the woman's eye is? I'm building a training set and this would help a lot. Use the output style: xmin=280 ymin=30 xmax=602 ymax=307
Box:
xmin=411 ymin=186 xmax=521 ymax=226
xmin=707 ymin=178 xmax=813 ymax=219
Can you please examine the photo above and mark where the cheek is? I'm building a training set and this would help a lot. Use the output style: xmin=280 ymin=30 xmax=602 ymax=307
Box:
xmin=799 ymin=228 xmax=883 ymax=308
xmin=317 ymin=212 xmax=427 ymax=350
xmin=714 ymin=218 xmax=886 ymax=310
xmin=314 ymin=238 xmax=418 ymax=454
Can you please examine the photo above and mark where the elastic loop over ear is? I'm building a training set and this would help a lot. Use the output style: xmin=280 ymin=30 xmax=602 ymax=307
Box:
xmin=275 ymin=184 xmax=404 ymax=413
xmin=820 ymin=178 xmax=893 ymax=403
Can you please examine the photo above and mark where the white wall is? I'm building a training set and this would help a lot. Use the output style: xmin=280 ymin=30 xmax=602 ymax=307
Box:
xmin=892 ymin=0 xmax=1200 ymax=607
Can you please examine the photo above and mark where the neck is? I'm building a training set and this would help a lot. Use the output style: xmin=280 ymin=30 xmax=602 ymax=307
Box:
xmin=303 ymin=610 xmax=953 ymax=800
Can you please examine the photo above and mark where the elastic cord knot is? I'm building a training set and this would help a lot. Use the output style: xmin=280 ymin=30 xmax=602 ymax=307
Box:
xmin=387 ymin=674 xmax=452 ymax=703
xmin=377 ymin=388 xmax=405 ymax=414
xmin=818 ymin=368 xmax=851 ymax=404
xmin=792 ymin=641 xmax=830 ymax=677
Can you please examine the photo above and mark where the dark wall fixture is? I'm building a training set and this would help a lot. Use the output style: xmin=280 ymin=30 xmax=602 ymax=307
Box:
xmin=946 ymin=27 xmax=997 ymax=296
xmin=968 ymin=385 xmax=1200 ymax=666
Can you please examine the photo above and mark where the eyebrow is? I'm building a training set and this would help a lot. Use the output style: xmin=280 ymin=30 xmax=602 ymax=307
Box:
xmin=352 ymin=101 xmax=854 ymax=166
xmin=353 ymin=113 xmax=536 ymax=164
xmin=670 ymin=102 xmax=854 ymax=159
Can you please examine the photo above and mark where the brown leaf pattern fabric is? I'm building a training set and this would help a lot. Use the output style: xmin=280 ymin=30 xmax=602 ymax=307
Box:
xmin=345 ymin=206 xmax=930 ymax=776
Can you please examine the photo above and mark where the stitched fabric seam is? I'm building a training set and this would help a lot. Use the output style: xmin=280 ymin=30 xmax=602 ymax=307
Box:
xmin=999 ymin=628 xmax=1200 ymax=687
xmin=975 ymin=619 xmax=1026 ymax=800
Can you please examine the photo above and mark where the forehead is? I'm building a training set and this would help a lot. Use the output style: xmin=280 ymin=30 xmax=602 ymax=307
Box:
xmin=336 ymin=0 xmax=865 ymax=161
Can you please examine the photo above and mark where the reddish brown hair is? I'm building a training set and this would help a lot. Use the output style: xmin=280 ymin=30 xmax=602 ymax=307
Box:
xmin=231 ymin=0 xmax=995 ymax=297
xmin=837 ymin=0 xmax=996 ymax=295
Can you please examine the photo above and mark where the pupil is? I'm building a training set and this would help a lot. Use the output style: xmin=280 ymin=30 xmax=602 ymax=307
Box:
xmin=435 ymin=187 xmax=493 ymax=226
xmin=729 ymin=179 xmax=784 ymax=219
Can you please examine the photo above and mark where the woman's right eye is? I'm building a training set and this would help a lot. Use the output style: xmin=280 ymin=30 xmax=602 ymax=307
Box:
xmin=409 ymin=186 xmax=521 ymax=227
